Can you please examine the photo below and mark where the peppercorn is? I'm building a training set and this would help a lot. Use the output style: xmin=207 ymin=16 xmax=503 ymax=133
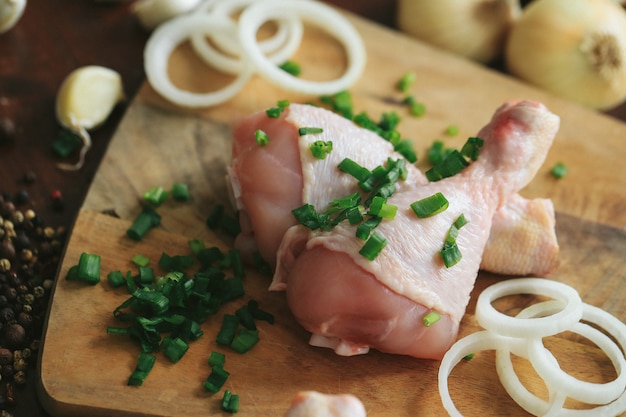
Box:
xmin=0 ymin=260 xmax=9 ymax=273
xmin=0 ymin=307 xmax=14 ymax=324
xmin=0 ymin=349 xmax=12 ymax=365
xmin=4 ymin=324 xmax=25 ymax=349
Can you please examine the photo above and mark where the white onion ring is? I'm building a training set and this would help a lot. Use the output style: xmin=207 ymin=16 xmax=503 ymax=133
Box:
xmin=144 ymin=13 xmax=253 ymax=108
xmin=237 ymin=0 xmax=366 ymax=95
xmin=496 ymin=301 xmax=626 ymax=416
xmin=475 ymin=278 xmax=583 ymax=339
xmin=438 ymin=331 xmax=530 ymax=417
xmin=190 ymin=0 xmax=304 ymax=75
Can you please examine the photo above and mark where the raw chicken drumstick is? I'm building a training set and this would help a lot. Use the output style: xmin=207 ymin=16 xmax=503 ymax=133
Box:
xmin=228 ymin=101 xmax=560 ymax=359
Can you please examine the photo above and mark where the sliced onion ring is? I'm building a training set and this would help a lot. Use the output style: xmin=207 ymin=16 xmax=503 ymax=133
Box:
xmin=475 ymin=278 xmax=583 ymax=339
xmin=144 ymin=13 xmax=253 ymax=108
xmin=438 ymin=331 xmax=530 ymax=417
xmin=190 ymin=0 xmax=304 ymax=75
xmin=496 ymin=301 xmax=626 ymax=416
xmin=237 ymin=0 xmax=366 ymax=95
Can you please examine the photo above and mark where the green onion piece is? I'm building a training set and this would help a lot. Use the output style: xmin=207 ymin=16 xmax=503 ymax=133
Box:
xmin=230 ymin=328 xmax=259 ymax=353
xmin=292 ymin=204 xmax=324 ymax=230
xmin=320 ymin=90 xmax=353 ymax=119
xmin=235 ymin=304 xmax=256 ymax=330
xmin=127 ymin=206 xmax=161 ymax=241
xmin=216 ymin=314 xmax=239 ymax=346
xmin=397 ymin=71 xmax=416 ymax=93
xmin=188 ymin=239 xmax=205 ymax=255
xmin=409 ymin=101 xmax=426 ymax=117
xmin=338 ymin=158 xmax=372 ymax=182
xmin=143 ymin=186 xmax=169 ymax=206
xmin=279 ymin=60 xmax=301 ymax=76
xmin=66 ymin=252 xmax=100 ymax=284
xmin=132 ymin=288 xmax=170 ymax=315
xmin=252 ymin=251 xmax=272 ymax=277
xmin=355 ymin=216 xmax=382 ymax=240
xmin=277 ymin=99 xmax=290 ymax=109
xmin=254 ymin=129 xmax=269 ymax=146
xmin=460 ymin=137 xmax=484 ymax=161
xmin=131 ymin=254 xmax=150 ymax=267
xmin=426 ymin=150 xmax=469 ymax=182
xmin=445 ymin=125 xmax=460 ymax=136
xmin=423 ymin=311 xmax=441 ymax=327
xmin=368 ymin=196 xmax=397 ymax=220
xmin=309 ymin=140 xmax=333 ymax=160
xmin=221 ymin=390 xmax=240 ymax=413
xmin=346 ymin=206 xmax=363 ymax=225
xmin=440 ymin=243 xmax=462 ymax=268
xmin=359 ymin=232 xmax=387 ymax=261
xmin=298 ymin=127 xmax=324 ymax=136
xmin=247 ymin=299 xmax=275 ymax=324
xmin=52 ymin=129 xmax=82 ymax=158
xmin=551 ymin=162 xmax=568 ymax=179
xmin=107 ymin=270 xmax=125 ymax=288
xmin=137 ymin=266 xmax=155 ymax=285
xmin=171 ymin=183 xmax=190 ymax=202
xmin=464 ymin=353 xmax=475 ymax=360
xmin=208 ymin=351 xmax=226 ymax=368
xmin=161 ymin=336 xmax=189 ymax=363
xmin=229 ymin=249 xmax=244 ymax=279
xmin=158 ymin=252 xmax=194 ymax=271
xmin=427 ymin=140 xmax=450 ymax=165
xmin=410 ymin=192 xmax=449 ymax=218
xmin=204 ymin=365 xmax=230 ymax=393
xmin=128 ymin=352 xmax=156 ymax=386
xmin=393 ymin=139 xmax=418 ymax=163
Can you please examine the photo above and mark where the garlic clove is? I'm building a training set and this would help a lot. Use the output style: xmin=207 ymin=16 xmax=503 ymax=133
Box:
xmin=132 ymin=0 xmax=202 ymax=31
xmin=55 ymin=65 xmax=125 ymax=170
xmin=505 ymin=0 xmax=626 ymax=110
xmin=396 ymin=0 xmax=521 ymax=64
xmin=0 ymin=0 xmax=27 ymax=34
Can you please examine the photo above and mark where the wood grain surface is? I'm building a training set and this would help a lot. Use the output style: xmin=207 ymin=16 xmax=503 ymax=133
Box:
xmin=37 ymin=9 xmax=625 ymax=417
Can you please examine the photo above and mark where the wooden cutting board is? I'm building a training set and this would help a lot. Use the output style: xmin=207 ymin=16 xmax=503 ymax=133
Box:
xmin=38 ymin=7 xmax=626 ymax=417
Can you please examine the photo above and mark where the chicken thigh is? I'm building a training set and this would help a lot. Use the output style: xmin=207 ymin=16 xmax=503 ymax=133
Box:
xmin=228 ymin=101 xmax=560 ymax=359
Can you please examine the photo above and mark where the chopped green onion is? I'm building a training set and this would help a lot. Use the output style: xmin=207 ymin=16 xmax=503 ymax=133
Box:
xmin=143 ymin=186 xmax=169 ymax=206
xmin=171 ymin=183 xmax=190 ymax=201
xmin=338 ymin=158 xmax=372 ymax=182
xmin=355 ymin=216 xmax=382 ymax=240
xmin=445 ymin=125 xmax=460 ymax=136
xmin=229 ymin=249 xmax=244 ymax=279
xmin=460 ymin=137 xmax=484 ymax=161
xmin=359 ymin=231 xmax=387 ymax=260
xmin=393 ymin=139 xmax=418 ymax=163
xmin=206 ymin=204 xmax=224 ymax=229
xmin=368 ymin=196 xmax=397 ymax=220
xmin=409 ymin=101 xmax=426 ymax=117
xmin=410 ymin=192 xmax=449 ymax=218
xmin=279 ymin=60 xmax=301 ymax=76
xmin=188 ymin=239 xmax=205 ymax=255
xmin=107 ymin=270 xmax=125 ymax=288
xmin=440 ymin=214 xmax=468 ymax=268
xmin=52 ymin=129 xmax=82 ymax=158
xmin=137 ymin=266 xmax=155 ymax=284
xmin=464 ymin=353 xmax=475 ymax=360
xmin=427 ymin=140 xmax=451 ymax=165
xmin=158 ymin=252 xmax=194 ymax=271
xmin=426 ymin=150 xmax=469 ymax=182
xmin=235 ymin=304 xmax=257 ymax=330
xmin=221 ymin=390 xmax=240 ymax=413
xmin=127 ymin=206 xmax=161 ymax=241
xmin=254 ymin=129 xmax=269 ymax=146
xmin=423 ymin=311 xmax=441 ymax=327
xmin=308 ymin=140 xmax=333 ymax=159
xmin=246 ymin=299 xmax=275 ymax=324
xmin=204 ymin=365 xmax=230 ymax=393
xmin=551 ymin=162 xmax=568 ymax=179
xmin=265 ymin=100 xmax=290 ymax=118
xmin=397 ymin=71 xmax=416 ymax=93
xmin=320 ymin=90 xmax=353 ymax=119
xmin=208 ymin=351 xmax=226 ymax=368
xmin=127 ymin=352 xmax=156 ymax=386
xmin=216 ymin=314 xmax=239 ymax=346
xmin=131 ymin=254 xmax=150 ymax=267
xmin=298 ymin=127 xmax=324 ymax=136
xmin=161 ymin=336 xmax=189 ymax=363
xmin=230 ymin=328 xmax=259 ymax=353
xmin=66 ymin=252 xmax=101 ymax=284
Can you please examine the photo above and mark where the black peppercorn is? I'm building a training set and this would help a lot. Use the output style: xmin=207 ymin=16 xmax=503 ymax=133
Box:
xmin=0 ymin=349 xmax=12 ymax=365
xmin=4 ymin=324 xmax=25 ymax=349
xmin=0 ymin=307 xmax=14 ymax=323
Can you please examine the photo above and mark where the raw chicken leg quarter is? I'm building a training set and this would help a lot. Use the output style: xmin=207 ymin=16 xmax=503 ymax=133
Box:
xmin=228 ymin=100 xmax=560 ymax=359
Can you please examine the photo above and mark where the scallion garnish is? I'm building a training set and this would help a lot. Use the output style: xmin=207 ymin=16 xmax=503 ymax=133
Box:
xmin=65 ymin=252 xmax=101 ymax=285
xmin=298 ymin=127 xmax=324 ymax=136
xmin=279 ymin=60 xmax=301 ymax=76
xmin=440 ymin=214 xmax=468 ymax=268
xmin=127 ymin=352 xmax=156 ymax=386
xmin=216 ymin=314 xmax=239 ymax=346
xmin=161 ymin=336 xmax=189 ymax=363
xmin=309 ymin=140 xmax=333 ymax=159
xmin=368 ymin=196 xmax=397 ymax=220
xmin=204 ymin=365 xmax=230 ymax=393
xmin=460 ymin=137 xmax=484 ymax=161
xmin=254 ymin=129 xmax=269 ymax=146
xmin=127 ymin=206 xmax=161 ymax=241
xmin=230 ymin=328 xmax=259 ymax=354
xmin=551 ymin=162 xmax=568 ymax=179
xmin=423 ymin=311 xmax=441 ymax=327
xmin=208 ymin=351 xmax=225 ymax=368
xmin=131 ymin=254 xmax=150 ymax=267
xmin=426 ymin=136 xmax=484 ymax=181
xmin=445 ymin=124 xmax=460 ymax=136
xmin=171 ymin=183 xmax=190 ymax=201
xmin=358 ymin=231 xmax=387 ymax=261
xmin=338 ymin=158 xmax=372 ymax=183
xmin=397 ymin=71 xmax=416 ymax=93
xmin=410 ymin=192 xmax=449 ymax=218
xmin=143 ymin=186 xmax=169 ymax=206
xmin=409 ymin=101 xmax=426 ymax=117
xmin=107 ymin=270 xmax=125 ymax=288
xmin=221 ymin=390 xmax=240 ymax=413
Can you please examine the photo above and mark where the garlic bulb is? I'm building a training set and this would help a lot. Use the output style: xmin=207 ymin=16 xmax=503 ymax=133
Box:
xmin=133 ymin=0 xmax=202 ymax=30
xmin=0 ymin=0 xmax=26 ymax=34
xmin=396 ymin=0 xmax=521 ymax=63
xmin=505 ymin=0 xmax=626 ymax=110
xmin=55 ymin=65 xmax=125 ymax=170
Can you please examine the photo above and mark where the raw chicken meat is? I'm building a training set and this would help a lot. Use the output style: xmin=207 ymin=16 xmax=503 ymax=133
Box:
xmin=284 ymin=391 xmax=366 ymax=417
xmin=228 ymin=101 xmax=560 ymax=359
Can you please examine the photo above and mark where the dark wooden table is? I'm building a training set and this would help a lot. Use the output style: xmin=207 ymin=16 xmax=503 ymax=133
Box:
xmin=0 ymin=1 xmax=624 ymax=416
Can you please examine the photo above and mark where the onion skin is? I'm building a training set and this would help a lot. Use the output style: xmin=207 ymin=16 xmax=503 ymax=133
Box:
xmin=396 ymin=0 xmax=521 ymax=64
xmin=505 ymin=0 xmax=626 ymax=110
